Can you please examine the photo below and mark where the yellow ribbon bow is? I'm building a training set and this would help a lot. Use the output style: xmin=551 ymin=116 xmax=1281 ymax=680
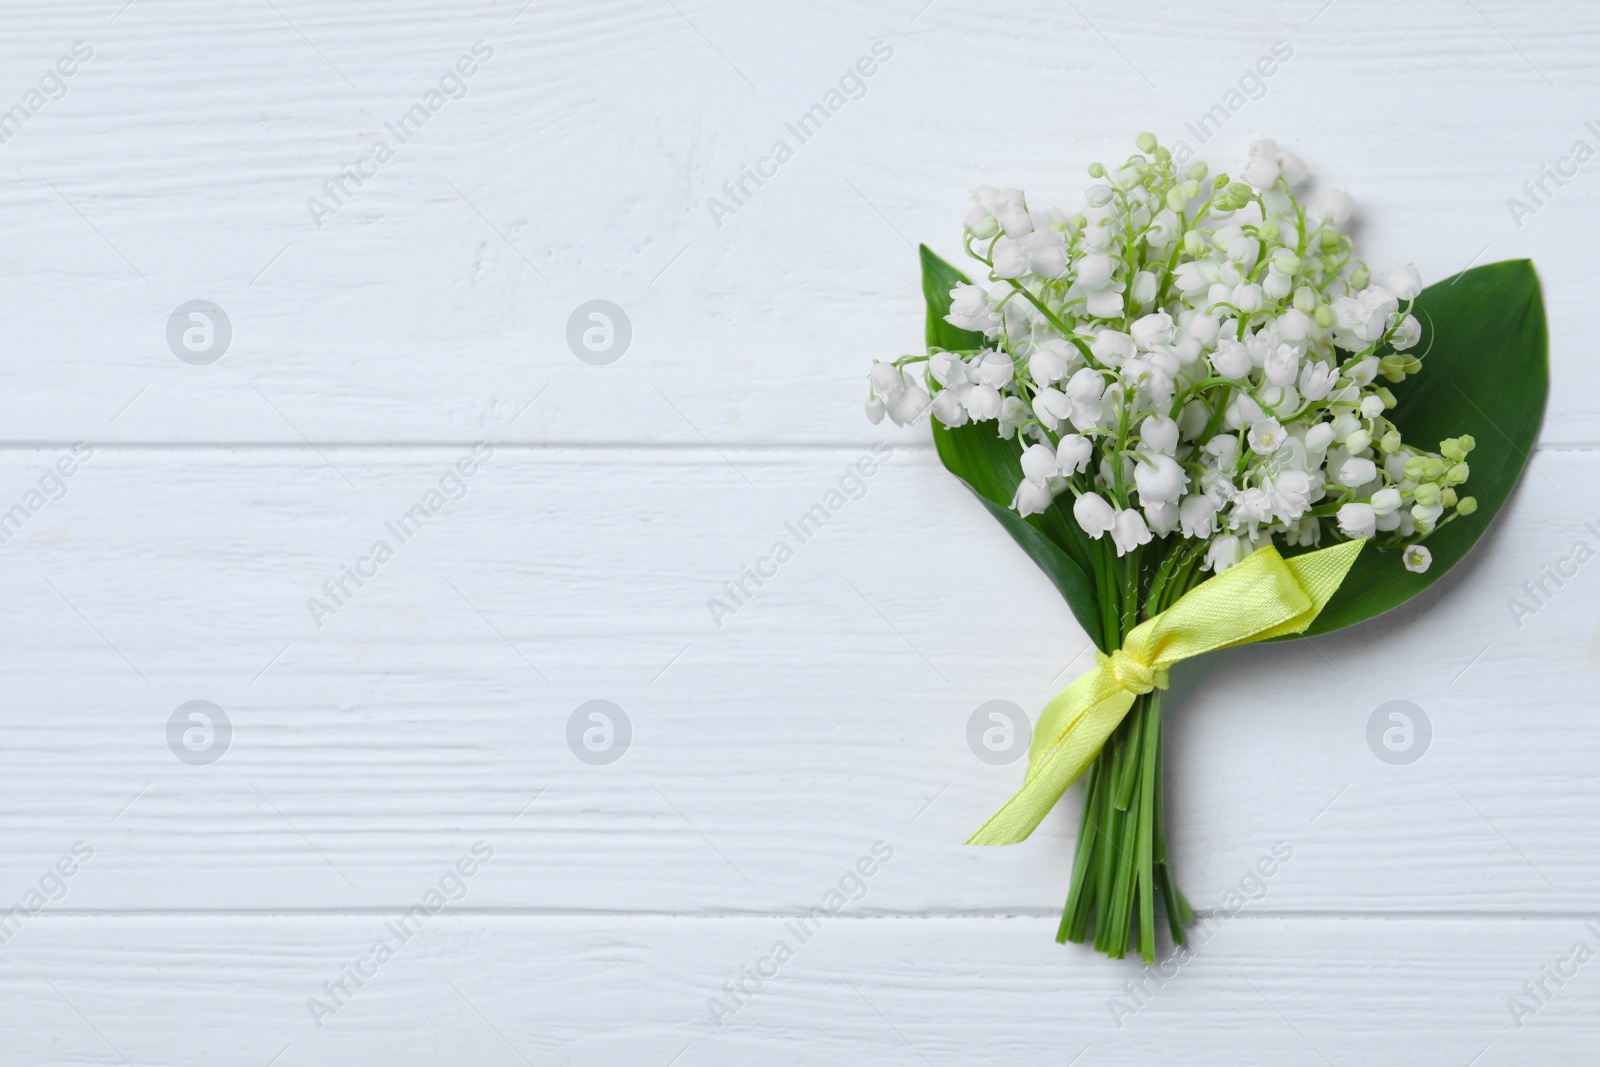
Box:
xmin=967 ymin=538 xmax=1366 ymax=846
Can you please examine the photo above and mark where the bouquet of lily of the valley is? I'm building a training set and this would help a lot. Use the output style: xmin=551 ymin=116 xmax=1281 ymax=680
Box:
xmin=867 ymin=134 xmax=1548 ymax=961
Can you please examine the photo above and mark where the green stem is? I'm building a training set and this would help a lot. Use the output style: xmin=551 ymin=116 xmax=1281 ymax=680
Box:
xmin=1058 ymin=545 xmax=1198 ymax=962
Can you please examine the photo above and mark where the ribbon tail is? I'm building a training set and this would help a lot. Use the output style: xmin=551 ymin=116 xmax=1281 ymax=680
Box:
xmin=1242 ymin=538 xmax=1367 ymax=644
xmin=965 ymin=684 xmax=1137 ymax=845
xmin=964 ymin=538 xmax=1366 ymax=848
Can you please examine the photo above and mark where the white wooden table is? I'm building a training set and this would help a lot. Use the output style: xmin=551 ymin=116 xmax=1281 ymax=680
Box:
xmin=0 ymin=0 xmax=1594 ymax=1062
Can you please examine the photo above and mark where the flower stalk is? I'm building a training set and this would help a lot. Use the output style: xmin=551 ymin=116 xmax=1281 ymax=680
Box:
xmin=1059 ymin=538 xmax=1201 ymax=961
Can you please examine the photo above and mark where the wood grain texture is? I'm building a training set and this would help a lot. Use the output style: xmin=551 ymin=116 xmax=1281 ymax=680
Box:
xmin=0 ymin=445 xmax=1594 ymax=917
xmin=2 ymin=915 xmax=1597 ymax=1065
xmin=2 ymin=0 xmax=1596 ymax=1060
xmin=0 ymin=0 xmax=1591 ymax=445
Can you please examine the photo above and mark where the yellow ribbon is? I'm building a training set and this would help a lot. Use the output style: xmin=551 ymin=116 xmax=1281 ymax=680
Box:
xmin=967 ymin=538 xmax=1365 ymax=846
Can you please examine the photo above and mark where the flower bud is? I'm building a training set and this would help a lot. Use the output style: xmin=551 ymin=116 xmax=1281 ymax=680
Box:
xmin=1379 ymin=430 xmax=1402 ymax=453
xmin=1260 ymin=218 xmax=1281 ymax=241
xmin=1213 ymin=173 xmax=1230 ymax=189
xmin=1351 ymin=265 xmax=1371 ymax=289
xmin=1320 ymin=228 xmax=1342 ymax=250
xmin=1413 ymin=482 xmax=1441 ymax=506
xmin=1293 ymin=286 xmax=1317 ymax=313
xmin=1440 ymin=439 xmax=1464 ymax=461
xmin=1166 ymin=186 xmax=1189 ymax=212
xmin=1459 ymin=434 xmax=1476 ymax=453
xmin=1446 ymin=462 xmax=1470 ymax=485
xmin=1088 ymin=162 xmax=1106 ymax=178
xmin=1313 ymin=304 xmax=1336 ymax=328
xmin=1136 ymin=132 xmax=1158 ymax=153
xmin=1271 ymin=249 xmax=1300 ymax=274
xmin=1187 ymin=161 xmax=1209 ymax=181
xmin=1183 ymin=230 xmax=1207 ymax=256
xmin=1131 ymin=270 xmax=1158 ymax=305
xmin=1440 ymin=487 xmax=1457 ymax=508
xmin=1457 ymin=495 xmax=1478 ymax=515
xmin=1376 ymin=387 xmax=1396 ymax=408
xmin=1217 ymin=183 xmax=1253 ymax=211
xmin=1345 ymin=428 xmax=1372 ymax=453
xmin=1412 ymin=501 xmax=1444 ymax=529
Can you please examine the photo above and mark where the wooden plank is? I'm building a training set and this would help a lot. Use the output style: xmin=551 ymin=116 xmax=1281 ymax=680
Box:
xmin=0 ymin=444 xmax=1593 ymax=912
xmin=0 ymin=0 xmax=1589 ymax=443
xmin=1 ymin=914 xmax=1594 ymax=1063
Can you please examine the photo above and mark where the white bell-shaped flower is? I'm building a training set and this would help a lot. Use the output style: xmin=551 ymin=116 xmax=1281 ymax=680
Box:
xmin=1206 ymin=533 xmax=1245 ymax=573
xmin=1337 ymin=502 xmax=1377 ymax=538
xmin=1134 ymin=453 xmax=1188 ymax=505
xmin=1074 ymin=492 xmax=1116 ymax=539
xmin=1091 ymin=329 xmax=1135 ymax=367
xmin=1110 ymin=508 xmax=1153 ymax=556
xmin=1011 ymin=477 xmax=1053 ymax=517
xmin=1402 ymin=544 xmax=1432 ymax=573
xmin=1130 ymin=311 xmax=1175 ymax=351
xmin=1210 ymin=338 xmax=1252 ymax=379
xmin=1264 ymin=344 xmax=1300 ymax=388
xmin=1383 ymin=264 xmax=1423 ymax=300
xmin=1144 ymin=500 xmax=1179 ymax=536
xmin=1056 ymin=434 xmax=1093 ymax=475
xmin=946 ymin=283 xmax=999 ymax=332
xmin=1179 ymin=494 xmax=1218 ymax=538
xmin=991 ymin=237 xmax=1030 ymax=279
xmin=1248 ymin=417 xmax=1286 ymax=455
xmin=1141 ymin=415 xmax=1180 ymax=455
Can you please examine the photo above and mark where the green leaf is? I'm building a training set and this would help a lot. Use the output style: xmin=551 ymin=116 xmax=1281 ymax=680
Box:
xmin=919 ymin=246 xmax=1109 ymax=648
xmin=1294 ymin=259 xmax=1549 ymax=636
xmin=920 ymin=244 xmax=987 ymax=355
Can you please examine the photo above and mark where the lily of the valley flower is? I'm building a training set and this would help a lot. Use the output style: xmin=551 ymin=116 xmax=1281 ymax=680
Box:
xmin=867 ymin=132 xmax=1472 ymax=577
xmin=1074 ymin=492 xmax=1116 ymax=538
xmin=1402 ymin=544 xmax=1433 ymax=573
